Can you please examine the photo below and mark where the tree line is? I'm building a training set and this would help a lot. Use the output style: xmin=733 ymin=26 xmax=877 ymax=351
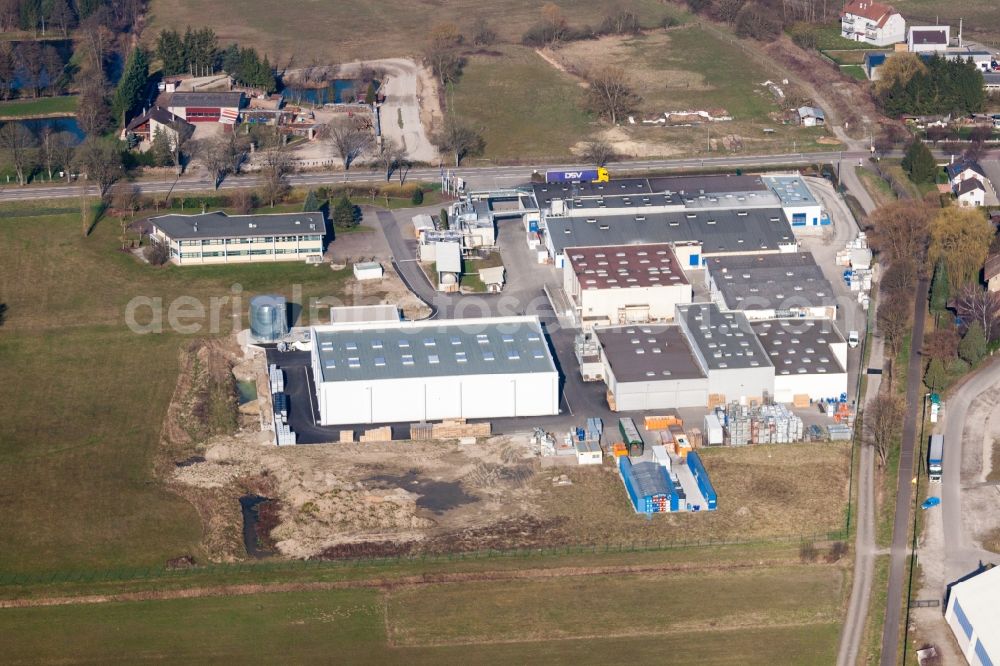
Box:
xmin=0 ymin=0 xmax=142 ymax=36
xmin=0 ymin=41 xmax=66 ymax=99
xmin=875 ymin=53 xmax=985 ymax=117
xmin=155 ymin=27 xmax=276 ymax=92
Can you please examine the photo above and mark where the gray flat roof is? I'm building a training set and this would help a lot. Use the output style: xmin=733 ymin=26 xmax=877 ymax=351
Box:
xmin=547 ymin=207 xmax=795 ymax=256
xmin=168 ymin=91 xmax=245 ymax=108
xmin=707 ymin=252 xmax=836 ymax=311
xmin=596 ymin=325 xmax=705 ymax=382
xmin=312 ymin=317 xmax=557 ymax=382
xmin=532 ymin=174 xmax=771 ymax=212
xmin=676 ymin=303 xmax=771 ymax=371
xmin=150 ymin=211 xmax=326 ymax=240
xmin=762 ymin=175 xmax=819 ymax=207
xmin=750 ymin=319 xmax=845 ymax=377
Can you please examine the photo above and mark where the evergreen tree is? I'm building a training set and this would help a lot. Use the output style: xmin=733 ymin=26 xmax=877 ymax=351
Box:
xmin=149 ymin=128 xmax=173 ymax=167
xmin=156 ymin=30 xmax=186 ymax=76
xmin=302 ymin=190 xmax=319 ymax=212
xmin=411 ymin=187 xmax=424 ymax=205
xmin=923 ymin=357 xmax=948 ymax=391
xmin=901 ymin=138 xmax=936 ymax=185
xmin=439 ymin=207 xmax=449 ymax=230
xmin=112 ymin=47 xmax=149 ymax=127
xmin=959 ymin=321 xmax=987 ymax=365
xmin=332 ymin=195 xmax=357 ymax=229
xmin=929 ymin=260 xmax=950 ymax=313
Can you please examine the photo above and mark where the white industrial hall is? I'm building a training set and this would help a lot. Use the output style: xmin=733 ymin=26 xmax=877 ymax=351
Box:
xmin=309 ymin=316 xmax=560 ymax=425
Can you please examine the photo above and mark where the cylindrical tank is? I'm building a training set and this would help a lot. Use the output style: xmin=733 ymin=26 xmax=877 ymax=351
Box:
xmin=249 ymin=295 xmax=288 ymax=342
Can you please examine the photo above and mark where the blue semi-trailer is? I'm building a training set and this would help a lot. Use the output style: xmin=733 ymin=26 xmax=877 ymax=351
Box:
xmin=544 ymin=167 xmax=610 ymax=184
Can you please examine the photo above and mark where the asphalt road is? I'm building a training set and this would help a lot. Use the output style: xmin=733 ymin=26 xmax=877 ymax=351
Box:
xmin=880 ymin=277 xmax=930 ymax=666
xmin=0 ymin=150 xmax=875 ymax=202
xmin=941 ymin=362 xmax=1000 ymax=582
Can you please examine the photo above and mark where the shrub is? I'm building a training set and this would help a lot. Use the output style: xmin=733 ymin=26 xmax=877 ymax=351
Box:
xmin=144 ymin=242 xmax=170 ymax=266
xmin=411 ymin=187 xmax=424 ymax=205
xmin=799 ymin=542 xmax=818 ymax=563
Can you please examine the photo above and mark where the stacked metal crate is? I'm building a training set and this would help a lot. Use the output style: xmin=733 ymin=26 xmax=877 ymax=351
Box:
xmin=275 ymin=422 xmax=296 ymax=446
xmin=724 ymin=402 xmax=804 ymax=445
xmin=725 ymin=403 xmax=752 ymax=446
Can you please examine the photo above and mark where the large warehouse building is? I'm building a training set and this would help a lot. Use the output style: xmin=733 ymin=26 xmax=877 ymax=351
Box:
xmin=750 ymin=319 xmax=848 ymax=402
xmin=705 ymin=252 xmax=838 ymax=320
xmin=309 ymin=316 xmax=560 ymax=425
xmin=563 ymin=243 xmax=692 ymax=329
xmin=946 ymin=565 xmax=1000 ymax=666
xmin=530 ymin=174 xmax=801 ymax=267
xmin=596 ymin=325 xmax=708 ymax=411
xmin=676 ymin=303 xmax=775 ymax=404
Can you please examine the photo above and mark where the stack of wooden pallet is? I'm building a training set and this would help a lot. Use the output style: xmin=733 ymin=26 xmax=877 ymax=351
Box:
xmin=431 ymin=419 xmax=491 ymax=439
xmin=359 ymin=426 xmax=392 ymax=442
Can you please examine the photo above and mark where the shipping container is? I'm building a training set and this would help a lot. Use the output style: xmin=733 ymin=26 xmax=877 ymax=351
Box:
xmin=686 ymin=451 xmax=717 ymax=510
xmin=650 ymin=444 xmax=672 ymax=472
xmin=928 ymin=434 xmax=944 ymax=482
xmin=618 ymin=418 xmax=644 ymax=457
xmin=703 ymin=413 xmax=724 ymax=445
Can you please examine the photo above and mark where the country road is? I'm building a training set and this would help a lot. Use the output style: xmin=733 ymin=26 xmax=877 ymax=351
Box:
xmin=0 ymin=150 xmax=874 ymax=202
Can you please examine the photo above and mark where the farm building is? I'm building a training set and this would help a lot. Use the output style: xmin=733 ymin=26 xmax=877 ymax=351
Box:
xmin=167 ymin=91 xmax=245 ymax=124
xmin=945 ymin=565 xmax=1000 ymax=666
xmin=761 ymin=175 xmax=825 ymax=232
xmin=705 ymin=253 xmax=838 ymax=320
xmin=750 ymin=319 xmax=848 ymax=403
xmin=595 ymin=325 xmax=708 ymax=412
xmin=147 ymin=211 xmax=326 ymax=265
xmin=676 ymin=303 xmax=775 ymax=404
xmin=123 ymin=107 xmax=193 ymax=146
xmin=563 ymin=243 xmax=692 ymax=329
xmin=309 ymin=316 xmax=559 ymax=425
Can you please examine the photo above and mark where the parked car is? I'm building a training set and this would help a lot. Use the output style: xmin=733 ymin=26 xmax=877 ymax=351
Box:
xmin=921 ymin=496 xmax=941 ymax=510
xmin=848 ymin=330 xmax=860 ymax=348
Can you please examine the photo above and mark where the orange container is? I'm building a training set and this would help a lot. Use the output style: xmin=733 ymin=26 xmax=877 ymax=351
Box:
xmin=644 ymin=415 xmax=682 ymax=430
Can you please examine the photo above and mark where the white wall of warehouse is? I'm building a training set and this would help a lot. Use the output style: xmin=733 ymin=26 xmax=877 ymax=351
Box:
xmin=772 ymin=371 xmax=848 ymax=403
xmin=314 ymin=372 xmax=560 ymax=425
xmin=706 ymin=366 xmax=775 ymax=404
xmin=563 ymin=267 xmax=692 ymax=328
xmin=605 ymin=363 xmax=708 ymax=411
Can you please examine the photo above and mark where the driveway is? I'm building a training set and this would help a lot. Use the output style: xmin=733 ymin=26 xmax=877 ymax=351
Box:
xmin=352 ymin=58 xmax=439 ymax=163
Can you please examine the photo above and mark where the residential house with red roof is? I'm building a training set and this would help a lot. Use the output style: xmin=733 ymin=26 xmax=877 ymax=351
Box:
xmin=841 ymin=0 xmax=906 ymax=46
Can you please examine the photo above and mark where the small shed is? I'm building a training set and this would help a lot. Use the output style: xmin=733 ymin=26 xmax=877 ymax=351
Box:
xmin=797 ymin=106 xmax=825 ymax=127
xmin=411 ymin=214 xmax=434 ymax=239
xmin=574 ymin=440 xmax=603 ymax=465
xmin=479 ymin=265 xmax=506 ymax=293
xmin=353 ymin=261 xmax=384 ymax=281
xmin=435 ymin=241 xmax=462 ymax=292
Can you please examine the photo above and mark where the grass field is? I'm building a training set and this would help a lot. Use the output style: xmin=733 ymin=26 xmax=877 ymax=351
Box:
xmin=856 ymin=167 xmax=897 ymax=208
xmin=448 ymin=45 xmax=596 ymax=163
xmin=0 ymin=96 xmax=78 ymax=118
xmin=536 ymin=443 xmax=851 ymax=545
xmin=0 ymin=201 xmax=353 ymax=574
xmin=894 ymin=0 xmax=1000 ymax=43
xmin=147 ymin=0 xmax=680 ymax=62
xmin=1 ymin=564 xmax=844 ymax=664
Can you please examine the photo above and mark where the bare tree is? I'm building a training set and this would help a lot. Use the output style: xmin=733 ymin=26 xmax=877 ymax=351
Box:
xmin=258 ymin=145 xmax=293 ymax=207
xmin=954 ymin=285 xmax=1000 ymax=342
xmin=0 ymin=122 xmax=37 ymax=186
xmin=111 ymin=181 xmax=140 ymax=249
xmin=877 ymin=292 xmax=911 ymax=361
xmin=586 ymin=66 xmax=640 ymax=125
xmin=425 ymin=46 xmax=465 ymax=87
xmin=865 ymin=200 xmax=932 ymax=265
xmin=167 ymin=121 xmax=195 ymax=174
xmin=432 ymin=116 xmax=485 ymax=167
xmin=581 ymin=138 xmax=618 ymax=166
xmin=195 ymin=134 xmax=246 ymax=189
xmin=231 ymin=189 xmax=257 ymax=215
xmin=73 ymin=136 xmax=122 ymax=199
xmin=866 ymin=393 xmax=903 ymax=468
xmin=322 ymin=119 xmax=372 ymax=171
xmin=374 ymin=137 xmax=404 ymax=181
xmin=224 ymin=132 xmax=251 ymax=176
xmin=48 ymin=131 xmax=75 ymax=182
xmin=470 ymin=17 xmax=497 ymax=45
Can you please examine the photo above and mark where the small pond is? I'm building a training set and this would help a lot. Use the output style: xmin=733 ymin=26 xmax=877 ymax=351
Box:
xmin=367 ymin=470 xmax=477 ymax=515
xmin=280 ymin=79 xmax=373 ymax=106
xmin=236 ymin=379 xmax=257 ymax=405
xmin=239 ymin=494 xmax=273 ymax=559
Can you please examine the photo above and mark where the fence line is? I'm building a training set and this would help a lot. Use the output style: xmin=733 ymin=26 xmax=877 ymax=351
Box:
xmin=0 ymin=530 xmax=849 ymax=589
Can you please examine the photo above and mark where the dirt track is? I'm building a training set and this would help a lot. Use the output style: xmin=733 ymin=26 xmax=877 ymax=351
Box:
xmin=0 ymin=559 xmax=801 ymax=609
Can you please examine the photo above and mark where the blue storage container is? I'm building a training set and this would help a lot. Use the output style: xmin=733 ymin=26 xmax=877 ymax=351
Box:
xmin=686 ymin=451 xmax=717 ymax=510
